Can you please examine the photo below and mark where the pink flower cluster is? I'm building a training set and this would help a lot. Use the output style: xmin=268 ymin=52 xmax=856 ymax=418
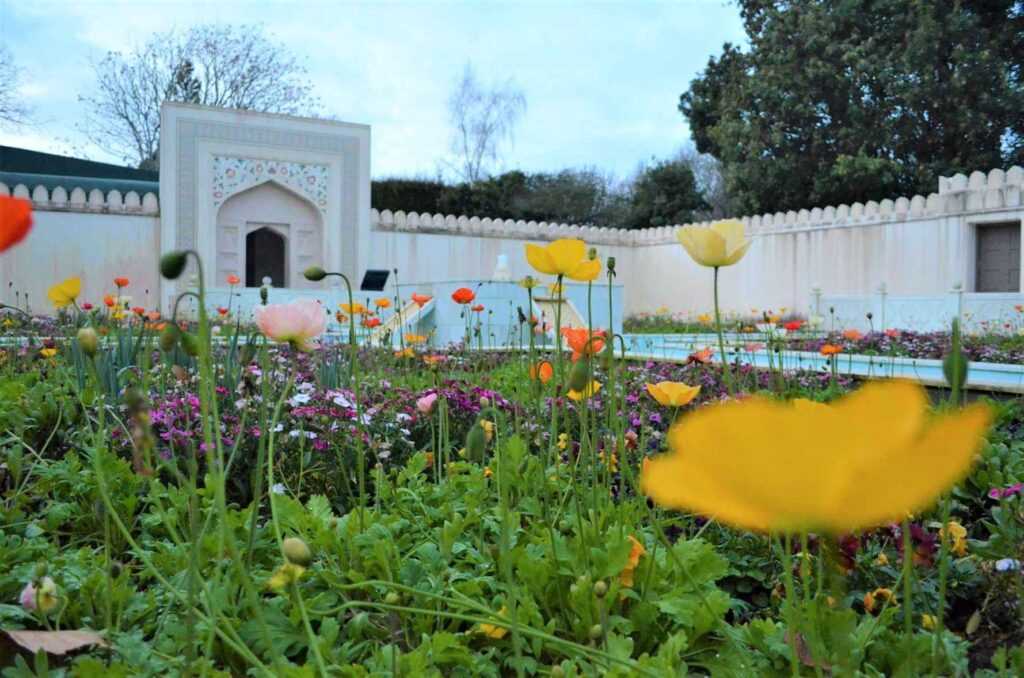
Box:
xmin=988 ymin=482 xmax=1023 ymax=500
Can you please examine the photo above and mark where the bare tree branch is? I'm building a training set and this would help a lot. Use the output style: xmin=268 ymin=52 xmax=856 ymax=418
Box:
xmin=0 ymin=46 xmax=33 ymax=128
xmin=445 ymin=62 xmax=526 ymax=183
xmin=78 ymin=24 xmax=322 ymax=168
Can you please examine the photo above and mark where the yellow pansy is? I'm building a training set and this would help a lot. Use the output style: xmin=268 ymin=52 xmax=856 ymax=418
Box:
xmin=641 ymin=381 xmax=992 ymax=534
xmin=47 ymin=276 xmax=82 ymax=308
xmin=645 ymin=382 xmax=701 ymax=408
xmin=478 ymin=606 xmax=509 ymax=639
xmin=567 ymin=380 xmax=602 ymax=402
xmin=525 ymin=239 xmax=601 ymax=281
xmin=940 ymin=520 xmax=968 ymax=556
xmin=677 ymin=219 xmax=751 ymax=268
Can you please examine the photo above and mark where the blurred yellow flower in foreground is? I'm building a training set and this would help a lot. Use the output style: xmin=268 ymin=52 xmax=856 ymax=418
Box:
xmin=641 ymin=381 xmax=992 ymax=533
xmin=525 ymin=238 xmax=600 ymax=281
xmin=47 ymin=276 xmax=82 ymax=308
xmin=677 ymin=219 xmax=751 ymax=268
xmin=645 ymin=382 xmax=701 ymax=408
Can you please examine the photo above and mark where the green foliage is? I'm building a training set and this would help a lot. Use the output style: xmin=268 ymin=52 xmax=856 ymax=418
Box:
xmin=680 ymin=0 xmax=1024 ymax=214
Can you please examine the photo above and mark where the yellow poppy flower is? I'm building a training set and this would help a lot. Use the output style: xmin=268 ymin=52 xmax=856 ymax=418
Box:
xmin=478 ymin=606 xmax=509 ymax=639
xmin=39 ymin=347 xmax=58 ymax=358
xmin=47 ymin=276 xmax=82 ymax=308
xmin=525 ymin=239 xmax=600 ymax=281
xmin=518 ymin=276 xmax=539 ymax=290
xmin=620 ymin=536 xmax=646 ymax=587
xmin=567 ymin=380 xmax=602 ymax=401
xmin=677 ymin=219 xmax=751 ymax=268
xmin=373 ymin=297 xmax=391 ymax=309
xmin=266 ymin=563 xmax=306 ymax=592
xmin=641 ymin=381 xmax=992 ymax=534
xmin=339 ymin=302 xmax=366 ymax=315
xmin=645 ymin=382 xmax=701 ymax=407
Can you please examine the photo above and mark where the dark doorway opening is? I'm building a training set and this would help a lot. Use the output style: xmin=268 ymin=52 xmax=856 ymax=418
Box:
xmin=246 ymin=227 xmax=286 ymax=287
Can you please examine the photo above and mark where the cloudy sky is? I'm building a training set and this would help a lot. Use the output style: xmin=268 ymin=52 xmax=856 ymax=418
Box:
xmin=0 ymin=0 xmax=745 ymax=180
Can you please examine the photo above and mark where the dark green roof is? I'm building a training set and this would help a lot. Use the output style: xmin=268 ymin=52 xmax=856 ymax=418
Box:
xmin=0 ymin=145 xmax=157 ymax=181
xmin=0 ymin=171 xmax=158 ymax=197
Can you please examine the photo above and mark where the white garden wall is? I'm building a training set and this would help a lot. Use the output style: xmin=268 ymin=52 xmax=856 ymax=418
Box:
xmin=3 ymin=164 xmax=1024 ymax=334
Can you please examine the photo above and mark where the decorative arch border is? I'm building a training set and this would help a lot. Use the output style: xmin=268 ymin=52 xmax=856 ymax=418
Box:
xmin=214 ymin=176 xmax=325 ymax=226
xmin=211 ymin=155 xmax=329 ymax=215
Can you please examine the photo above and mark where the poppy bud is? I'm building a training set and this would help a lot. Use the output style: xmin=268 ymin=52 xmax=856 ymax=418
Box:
xmin=180 ymin=332 xmax=200 ymax=357
xmin=303 ymin=266 xmax=327 ymax=282
xmin=77 ymin=327 xmax=98 ymax=357
xmin=123 ymin=386 xmax=146 ymax=411
xmin=593 ymin=580 xmax=608 ymax=598
xmin=159 ymin=323 xmax=180 ymax=352
xmin=465 ymin=421 xmax=486 ymax=461
xmin=259 ymin=286 xmax=269 ymax=305
xmin=160 ymin=250 xmax=188 ymax=280
xmin=282 ymin=537 xmax=313 ymax=566
xmin=567 ymin=357 xmax=591 ymax=392
xmin=607 ymin=256 xmax=616 ymax=274
xmin=588 ymin=247 xmax=597 ymax=260
xmin=588 ymin=624 xmax=603 ymax=641
xmin=384 ymin=592 xmax=401 ymax=605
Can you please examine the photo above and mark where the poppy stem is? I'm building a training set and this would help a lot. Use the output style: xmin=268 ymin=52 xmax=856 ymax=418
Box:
xmin=712 ymin=267 xmax=734 ymax=395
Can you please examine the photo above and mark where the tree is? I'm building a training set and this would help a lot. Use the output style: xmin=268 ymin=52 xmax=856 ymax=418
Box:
xmin=79 ymin=24 xmax=322 ymax=169
xmin=445 ymin=63 xmax=527 ymax=183
xmin=680 ymin=0 xmax=1024 ymax=215
xmin=676 ymin=145 xmax=732 ymax=219
xmin=625 ymin=158 xmax=707 ymax=229
xmin=0 ymin=46 xmax=32 ymax=128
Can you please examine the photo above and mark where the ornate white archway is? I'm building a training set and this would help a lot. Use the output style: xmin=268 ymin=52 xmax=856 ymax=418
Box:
xmin=215 ymin=180 xmax=323 ymax=289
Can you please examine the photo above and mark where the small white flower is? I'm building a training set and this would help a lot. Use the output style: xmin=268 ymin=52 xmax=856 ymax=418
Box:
xmin=995 ymin=558 xmax=1021 ymax=572
xmin=273 ymin=423 xmax=284 ymax=432
xmin=396 ymin=413 xmax=412 ymax=423
xmin=271 ymin=483 xmax=286 ymax=495
xmin=289 ymin=393 xmax=312 ymax=406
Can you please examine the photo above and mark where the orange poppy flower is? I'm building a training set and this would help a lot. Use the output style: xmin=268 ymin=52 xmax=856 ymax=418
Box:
xmin=362 ymin=316 xmax=382 ymax=329
xmin=686 ymin=348 xmax=714 ymax=365
xmin=471 ymin=304 xmax=485 ymax=312
xmin=820 ymin=344 xmax=843 ymax=356
xmin=103 ymin=294 xmax=116 ymax=308
xmin=114 ymin=277 xmax=130 ymax=289
xmin=147 ymin=310 xmax=161 ymax=322
xmin=374 ymin=297 xmax=391 ymax=309
xmin=451 ymin=287 xmax=475 ymax=304
xmin=226 ymin=274 xmax=241 ymax=286
xmin=0 ymin=196 xmax=33 ymax=253
xmin=529 ymin=361 xmax=554 ymax=383
xmin=411 ymin=293 xmax=433 ymax=308
xmin=561 ymin=327 xmax=605 ymax=362
xmin=842 ymin=329 xmax=863 ymax=341
xmin=217 ymin=307 xmax=229 ymax=316
xmin=132 ymin=306 xmax=146 ymax=317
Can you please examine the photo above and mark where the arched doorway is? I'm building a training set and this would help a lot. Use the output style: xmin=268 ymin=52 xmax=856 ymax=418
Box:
xmin=215 ymin=181 xmax=324 ymax=288
xmin=246 ymin=227 xmax=287 ymax=287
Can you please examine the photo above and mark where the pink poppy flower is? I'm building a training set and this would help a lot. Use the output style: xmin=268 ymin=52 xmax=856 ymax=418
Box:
xmin=254 ymin=299 xmax=326 ymax=351
xmin=417 ymin=392 xmax=438 ymax=415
